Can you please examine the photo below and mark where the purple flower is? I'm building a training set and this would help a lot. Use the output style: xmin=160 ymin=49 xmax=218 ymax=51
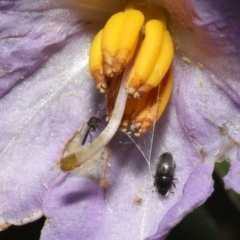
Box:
xmin=0 ymin=0 xmax=240 ymax=239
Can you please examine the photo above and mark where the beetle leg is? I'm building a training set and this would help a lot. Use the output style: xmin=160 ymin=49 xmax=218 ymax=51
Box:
xmin=173 ymin=177 xmax=181 ymax=181
xmin=165 ymin=191 xmax=170 ymax=197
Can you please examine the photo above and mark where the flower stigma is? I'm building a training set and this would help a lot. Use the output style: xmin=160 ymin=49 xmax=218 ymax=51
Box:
xmin=60 ymin=2 xmax=174 ymax=171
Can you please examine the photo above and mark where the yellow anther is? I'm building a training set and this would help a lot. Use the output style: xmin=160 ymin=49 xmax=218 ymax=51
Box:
xmin=101 ymin=12 xmax=125 ymax=78
xmin=88 ymin=6 xmax=174 ymax=136
xmin=119 ymin=97 xmax=138 ymax=132
xmin=129 ymin=67 xmax=173 ymax=136
xmin=120 ymin=91 xmax=150 ymax=132
xmin=89 ymin=29 xmax=108 ymax=93
xmin=101 ymin=9 xmax=144 ymax=77
xmin=61 ymin=5 xmax=175 ymax=172
xmin=125 ymin=19 xmax=165 ymax=98
xmin=135 ymin=31 xmax=174 ymax=97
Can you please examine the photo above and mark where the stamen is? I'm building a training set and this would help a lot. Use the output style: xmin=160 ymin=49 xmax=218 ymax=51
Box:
xmin=60 ymin=62 xmax=131 ymax=172
xmin=88 ymin=4 xmax=174 ymax=137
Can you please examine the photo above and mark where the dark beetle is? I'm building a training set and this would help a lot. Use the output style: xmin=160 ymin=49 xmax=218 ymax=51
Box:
xmin=81 ymin=117 xmax=103 ymax=145
xmin=154 ymin=152 xmax=176 ymax=196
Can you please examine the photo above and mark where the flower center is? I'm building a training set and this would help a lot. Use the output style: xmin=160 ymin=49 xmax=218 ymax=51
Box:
xmin=60 ymin=3 xmax=174 ymax=172
xmin=89 ymin=5 xmax=174 ymax=136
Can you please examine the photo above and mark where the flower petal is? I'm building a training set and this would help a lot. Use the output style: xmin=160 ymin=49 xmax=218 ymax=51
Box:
xmin=40 ymin=88 xmax=214 ymax=239
xmin=165 ymin=0 xmax=240 ymax=194
xmin=0 ymin=1 xmax=82 ymax=97
xmin=0 ymin=1 xmax=100 ymax=229
xmin=41 ymin=174 xmax=105 ymax=240
xmin=2 ymin=0 xmax=240 ymax=238
xmin=34 ymin=0 xmax=240 ymax=239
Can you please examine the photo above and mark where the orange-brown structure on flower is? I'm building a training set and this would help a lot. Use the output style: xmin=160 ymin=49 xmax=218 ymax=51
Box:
xmin=89 ymin=5 xmax=174 ymax=136
xmin=60 ymin=4 xmax=174 ymax=172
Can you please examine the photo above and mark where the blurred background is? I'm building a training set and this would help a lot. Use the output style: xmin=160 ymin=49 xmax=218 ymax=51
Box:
xmin=0 ymin=161 xmax=240 ymax=240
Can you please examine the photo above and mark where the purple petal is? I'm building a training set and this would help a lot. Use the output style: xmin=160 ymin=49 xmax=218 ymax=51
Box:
xmin=41 ymin=113 xmax=215 ymax=240
xmin=0 ymin=1 xmax=100 ymax=229
xmin=41 ymin=54 xmax=217 ymax=239
xmin=40 ymin=0 xmax=240 ymax=238
xmin=223 ymin=155 xmax=240 ymax=193
xmin=149 ymin=163 xmax=213 ymax=240
xmin=41 ymin=173 xmax=105 ymax=239
xmin=0 ymin=1 xmax=82 ymax=97
xmin=1 ymin=0 xmax=240 ymax=238
xmin=166 ymin=0 xmax=240 ymax=194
